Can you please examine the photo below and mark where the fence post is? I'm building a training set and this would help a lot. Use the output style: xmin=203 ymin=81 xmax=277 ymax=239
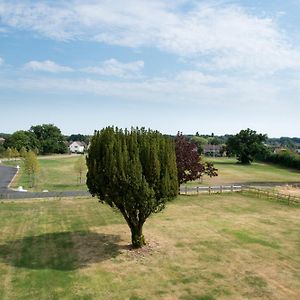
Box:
xmin=231 ymin=185 xmax=233 ymax=192
xmin=209 ymin=186 xmax=211 ymax=195
xmin=197 ymin=186 xmax=199 ymax=195
xmin=220 ymin=185 xmax=223 ymax=193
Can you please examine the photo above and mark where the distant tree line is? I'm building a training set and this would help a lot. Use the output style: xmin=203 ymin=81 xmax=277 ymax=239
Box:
xmin=224 ymin=128 xmax=300 ymax=169
xmin=0 ymin=125 xmax=92 ymax=158
xmin=185 ymin=132 xmax=299 ymax=155
xmin=261 ymin=151 xmax=300 ymax=170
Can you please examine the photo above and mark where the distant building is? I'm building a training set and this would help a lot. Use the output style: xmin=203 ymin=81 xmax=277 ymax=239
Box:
xmin=203 ymin=144 xmax=223 ymax=157
xmin=69 ymin=141 xmax=85 ymax=153
xmin=296 ymin=149 xmax=300 ymax=155
xmin=273 ymin=147 xmax=287 ymax=154
xmin=0 ymin=137 xmax=5 ymax=145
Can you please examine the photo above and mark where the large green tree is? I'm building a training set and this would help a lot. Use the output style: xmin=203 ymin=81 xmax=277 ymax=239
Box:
xmin=3 ymin=130 xmax=39 ymax=151
xmin=86 ymin=127 xmax=178 ymax=248
xmin=30 ymin=124 xmax=67 ymax=154
xmin=226 ymin=128 xmax=268 ymax=164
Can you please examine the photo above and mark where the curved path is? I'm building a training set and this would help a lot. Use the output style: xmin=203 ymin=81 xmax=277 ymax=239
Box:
xmin=0 ymin=166 xmax=18 ymax=192
xmin=0 ymin=166 xmax=89 ymax=199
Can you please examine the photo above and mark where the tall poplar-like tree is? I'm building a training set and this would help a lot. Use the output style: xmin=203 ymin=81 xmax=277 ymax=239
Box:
xmin=4 ymin=147 xmax=12 ymax=160
xmin=24 ymin=150 xmax=39 ymax=187
xmin=86 ymin=127 xmax=178 ymax=248
xmin=74 ymin=155 xmax=87 ymax=184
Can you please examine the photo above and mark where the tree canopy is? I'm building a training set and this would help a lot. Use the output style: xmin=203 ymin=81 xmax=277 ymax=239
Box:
xmin=30 ymin=124 xmax=67 ymax=154
xmin=175 ymin=133 xmax=218 ymax=184
xmin=175 ymin=133 xmax=205 ymax=184
xmin=4 ymin=130 xmax=39 ymax=151
xmin=86 ymin=127 xmax=178 ymax=248
xmin=226 ymin=128 xmax=268 ymax=164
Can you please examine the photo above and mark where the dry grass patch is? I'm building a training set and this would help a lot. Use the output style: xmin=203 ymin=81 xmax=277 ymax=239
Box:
xmin=0 ymin=194 xmax=300 ymax=299
xmin=276 ymin=185 xmax=300 ymax=197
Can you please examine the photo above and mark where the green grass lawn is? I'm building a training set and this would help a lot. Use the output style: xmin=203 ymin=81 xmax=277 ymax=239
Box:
xmin=192 ymin=157 xmax=300 ymax=186
xmin=3 ymin=155 xmax=87 ymax=192
xmin=0 ymin=193 xmax=299 ymax=299
xmin=2 ymin=156 xmax=300 ymax=192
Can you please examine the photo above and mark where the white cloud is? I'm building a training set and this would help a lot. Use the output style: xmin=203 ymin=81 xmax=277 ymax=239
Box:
xmin=0 ymin=70 xmax=282 ymax=108
xmin=1 ymin=1 xmax=300 ymax=73
xmin=24 ymin=60 xmax=73 ymax=73
xmin=0 ymin=57 xmax=3 ymax=65
xmin=81 ymin=58 xmax=144 ymax=78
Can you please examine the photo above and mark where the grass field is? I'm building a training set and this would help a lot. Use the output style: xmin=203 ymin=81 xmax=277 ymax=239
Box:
xmin=2 ymin=156 xmax=300 ymax=192
xmin=0 ymin=193 xmax=299 ymax=299
xmin=3 ymin=155 xmax=87 ymax=192
xmin=195 ymin=157 xmax=300 ymax=186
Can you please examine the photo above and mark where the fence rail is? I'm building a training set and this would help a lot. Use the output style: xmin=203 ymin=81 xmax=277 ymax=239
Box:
xmin=179 ymin=185 xmax=300 ymax=205
xmin=244 ymin=187 xmax=300 ymax=205
xmin=180 ymin=185 xmax=243 ymax=195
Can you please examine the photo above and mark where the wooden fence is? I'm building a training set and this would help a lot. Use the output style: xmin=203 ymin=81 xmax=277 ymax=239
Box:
xmin=180 ymin=185 xmax=243 ymax=195
xmin=243 ymin=187 xmax=300 ymax=205
xmin=179 ymin=185 xmax=300 ymax=205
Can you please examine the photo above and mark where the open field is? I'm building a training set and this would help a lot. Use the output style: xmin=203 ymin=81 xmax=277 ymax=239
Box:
xmin=194 ymin=157 xmax=300 ymax=186
xmin=2 ymin=155 xmax=87 ymax=192
xmin=2 ymin=156 xmax=300 ymax=192
xmin=0 ymin=193 xmax=299 ymax=299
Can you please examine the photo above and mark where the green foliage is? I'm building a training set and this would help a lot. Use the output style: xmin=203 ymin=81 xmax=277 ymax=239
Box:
xmin=24 ymin=150 xmax=40 ymax=187
xmin=263 ymin=150 xmax=300 ymax=170
xmin=30 ymin=124 xmax=67 ymax=154
xmin=190 ymin=136 xmax=208 ymax=154
xmin=67 ymin=134 xmax=90 ymax=144
xmin=74 ymin=155 xmax=87 ymax=184
xmin=4 ymin=147 xmax=12 ymax=160
xmin=3 ymin=130 xmax=39 ymax=151
xmin=86 ymin=127 xmax=178 ymax=248
xmin=11 ymin=148 xmax=19 ymax=160
xmin=226 ymin=129 xmax=268 ymax=164
xmin=19 ymin=146 xmax=27 ymax=158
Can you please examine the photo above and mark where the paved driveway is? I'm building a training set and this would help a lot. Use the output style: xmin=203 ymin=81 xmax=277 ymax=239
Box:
xmin=0 ymin=165 xmax=90 ymax=199
xmin=0 ymin=166 xmax=17 ymax=192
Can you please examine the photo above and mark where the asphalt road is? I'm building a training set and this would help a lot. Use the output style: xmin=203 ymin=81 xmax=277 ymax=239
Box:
xmin=0 ymin=166 xmax=18 ymax=192
xmin=0 ymin=165 xmax=90 ymax=199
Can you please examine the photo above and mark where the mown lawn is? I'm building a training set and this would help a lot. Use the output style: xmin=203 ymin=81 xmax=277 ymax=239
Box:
xmin=0 ymin=193 xmax=299 ymax=299
xmin=193 ymin=157 xmax=300 ymax=186
xmin=3 ymin=156 xmax=300 ymax=192
xmin=3 ymin=155 xmax=87 ymax=192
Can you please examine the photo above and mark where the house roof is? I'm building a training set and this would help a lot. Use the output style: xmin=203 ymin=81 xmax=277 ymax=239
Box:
xmin=69 ymin=141 xmax=85 ymax=147
xmin=203 ymin=144 xmax=222 ymax=151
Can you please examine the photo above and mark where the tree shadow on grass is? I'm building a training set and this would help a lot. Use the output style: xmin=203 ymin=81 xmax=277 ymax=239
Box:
xmin=0 ymin=231 xmax=122 ymax=271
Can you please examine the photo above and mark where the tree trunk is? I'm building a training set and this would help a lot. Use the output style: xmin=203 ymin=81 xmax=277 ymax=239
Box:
xmin=130 ymin=224 xmax=146 ymax=248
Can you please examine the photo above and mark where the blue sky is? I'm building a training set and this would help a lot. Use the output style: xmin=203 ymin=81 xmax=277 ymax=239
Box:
xmin=0 ymin=0 xmax=299 ymax=137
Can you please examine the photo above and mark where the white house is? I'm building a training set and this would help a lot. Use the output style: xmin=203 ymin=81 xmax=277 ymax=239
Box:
xmin=69 ymin=141 xmax=85 ymax=153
